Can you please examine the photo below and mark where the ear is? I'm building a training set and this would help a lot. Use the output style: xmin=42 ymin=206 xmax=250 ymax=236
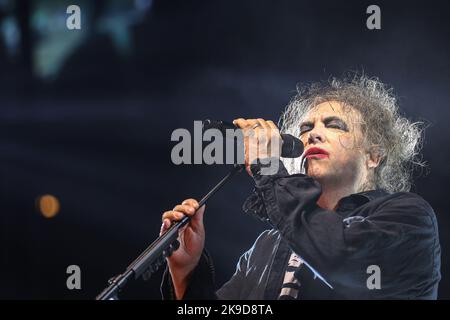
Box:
xmin=366 ymin=145 xmax=383 ymax=169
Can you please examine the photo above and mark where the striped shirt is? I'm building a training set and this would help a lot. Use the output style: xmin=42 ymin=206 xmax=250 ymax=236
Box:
xmin=278 ymin=252 xmax=304 ymax=300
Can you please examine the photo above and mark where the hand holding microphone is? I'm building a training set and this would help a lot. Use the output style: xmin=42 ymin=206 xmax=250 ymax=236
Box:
xmin=232 ymin=118 xmax=282 ymax=176
xmin=204 ymin=118 xmax=303 ymax=176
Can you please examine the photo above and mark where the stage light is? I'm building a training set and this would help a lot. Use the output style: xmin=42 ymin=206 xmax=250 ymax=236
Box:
xmin=36 ymin=194 xmax=60 ymax=218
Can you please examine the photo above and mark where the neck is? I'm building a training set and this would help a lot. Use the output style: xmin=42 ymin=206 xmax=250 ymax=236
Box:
xmin=316 ymin=181 xmax=357 ymax=211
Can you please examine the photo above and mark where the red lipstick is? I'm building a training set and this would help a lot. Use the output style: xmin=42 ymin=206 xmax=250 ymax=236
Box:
xmin=304 ymin=147 xmax=329 ymax=159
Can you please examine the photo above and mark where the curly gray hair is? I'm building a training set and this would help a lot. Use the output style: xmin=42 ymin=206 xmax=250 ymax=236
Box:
xmin=279 ymin=73 xmax=425 ymax=193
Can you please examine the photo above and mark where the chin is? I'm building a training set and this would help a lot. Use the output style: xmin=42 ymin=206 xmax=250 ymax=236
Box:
xmin=307 ymin=163 xmax=336 ymax=183
xmin=306 ymin=167 xmax=325 ymax=180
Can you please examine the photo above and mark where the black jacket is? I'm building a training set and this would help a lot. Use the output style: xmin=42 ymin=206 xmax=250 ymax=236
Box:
xmin=161 ymin=160 xmax=441 ymax=299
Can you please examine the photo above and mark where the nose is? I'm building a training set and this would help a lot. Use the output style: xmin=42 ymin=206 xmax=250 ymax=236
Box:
xmin=308 ymin=131 xmax=324 ymax=145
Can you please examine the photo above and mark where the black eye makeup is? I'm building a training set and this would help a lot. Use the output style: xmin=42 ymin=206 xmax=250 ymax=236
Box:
xmin=323 ymin=116 xmax=349 ymax=132
xmin=299 ymin=116 xmax=349 ymax=135
xmin=299 ymin=121 xmax=313 ymax=135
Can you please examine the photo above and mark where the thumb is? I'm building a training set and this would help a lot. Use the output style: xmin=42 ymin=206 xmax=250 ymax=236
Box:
xmin=189 ymin=204 xmax=205 ymax=232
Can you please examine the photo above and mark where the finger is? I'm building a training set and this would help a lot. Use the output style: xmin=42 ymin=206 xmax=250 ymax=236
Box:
xmin=234 ymin=118 xmax=258 ymax=130
xmin=245 ymin=163 xmax=253 ymax=177
xmin=256 ymin=118 xmax=270 ymax=144
xmin=267 ymin=120 xmax=278 ymax=130
xmin=164 ymin=218 xmax=171 ymax=229
xmin=244 ymin=119 xmax=261 ymax=140
xmin=189 ymin=204 xmax=206 ymax=231
xmin=159 ymin=218 xmax=171 ymax=235
xmin=233 ymin=118 xmax=248 ymax=129
xmin=162 ymin=210 xmax=185 ymax=222
xmin=246 ymin=130 xmax=258 ymax=166
xmin=173 ymin=204 xmax=196 ymax=216
xmin=256 ymin=118 xmax=270 ymax=130
xmin=247 ymin=119 xmax=266 ymax=141
xmin=246 ymin=119 xmax=259 ymax=129
xmin=233 ymin=118 xmax=245 ymax=128
xmin=162 ymin=210 xmax=183 ymax=222
xmin=181 ymin=198 xmax=199 ymax=209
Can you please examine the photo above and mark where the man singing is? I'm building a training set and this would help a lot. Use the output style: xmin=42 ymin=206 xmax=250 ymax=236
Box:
xmin=160 ymin=74 xmax=441 ymax=299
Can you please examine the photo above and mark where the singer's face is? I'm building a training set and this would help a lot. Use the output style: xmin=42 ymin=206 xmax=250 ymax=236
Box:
xmin=299 ymin=101 xmax=369 ymax=189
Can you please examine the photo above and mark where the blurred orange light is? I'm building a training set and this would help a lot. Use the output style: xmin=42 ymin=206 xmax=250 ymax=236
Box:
xmin=37 ymin=194 xmax=60 ymax=218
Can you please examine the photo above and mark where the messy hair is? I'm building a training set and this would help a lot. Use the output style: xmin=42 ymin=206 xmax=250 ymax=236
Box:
xmin=279 ymin=73 xmax=426 ymax=193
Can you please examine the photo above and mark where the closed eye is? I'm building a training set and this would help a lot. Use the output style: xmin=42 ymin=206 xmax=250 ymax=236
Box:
xmin=327 ymin=123 xmax=342 ymax=129
xmin=324 ymin=117 xmax=349 ymax=132
xmin=299 ymin=123 xmax=313 ymax=135
xmin=299 ymin=117 xmax=348 ymax=135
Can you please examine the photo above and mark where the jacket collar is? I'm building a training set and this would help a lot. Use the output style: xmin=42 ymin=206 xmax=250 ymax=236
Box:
xmin=335 ymin=189 xmax=390 ymax=215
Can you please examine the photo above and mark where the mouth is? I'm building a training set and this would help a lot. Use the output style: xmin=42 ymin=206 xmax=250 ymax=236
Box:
xmin=304 ymin=147 xmax=329 ymax=159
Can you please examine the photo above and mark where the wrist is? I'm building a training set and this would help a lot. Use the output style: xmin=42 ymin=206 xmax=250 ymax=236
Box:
xmin=168 ymin=261 xmax=199 ymax=299
xmin=250 ymin=157 xmax=283 ymax=177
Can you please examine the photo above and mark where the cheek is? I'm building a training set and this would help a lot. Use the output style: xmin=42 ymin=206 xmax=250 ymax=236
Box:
xmin=329 ymin=135 xmax=363 ymax=167
xmin=336 ymin=134 xmax=357 ymax=150
xmin=300 ymin=136 xmax=307 ymax=146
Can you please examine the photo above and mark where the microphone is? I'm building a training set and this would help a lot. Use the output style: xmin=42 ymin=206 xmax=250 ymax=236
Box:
xmin=202 ymin=119 xmax=303 ymax=158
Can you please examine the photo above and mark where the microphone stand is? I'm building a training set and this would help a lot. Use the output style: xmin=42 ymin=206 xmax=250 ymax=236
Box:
xmin=96 ymin=164 xmax=244 ymax=300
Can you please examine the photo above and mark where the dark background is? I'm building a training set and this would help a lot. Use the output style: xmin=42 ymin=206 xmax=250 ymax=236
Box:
xmin=1 ymin=0 xmax=449 ymax=299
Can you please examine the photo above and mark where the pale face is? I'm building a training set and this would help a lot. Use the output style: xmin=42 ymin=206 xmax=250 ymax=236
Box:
xmin=299 ymin=101 xmax=376 ymax=190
